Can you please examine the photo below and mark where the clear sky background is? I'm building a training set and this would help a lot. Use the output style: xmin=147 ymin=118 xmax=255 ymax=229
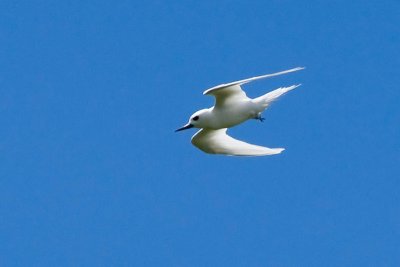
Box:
xmin=1 ymin=0 xmax=399 ymax=266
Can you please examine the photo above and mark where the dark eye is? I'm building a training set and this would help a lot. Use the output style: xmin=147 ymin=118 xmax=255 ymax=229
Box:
xmin=193 ymin=116 xmax=199 ymax=121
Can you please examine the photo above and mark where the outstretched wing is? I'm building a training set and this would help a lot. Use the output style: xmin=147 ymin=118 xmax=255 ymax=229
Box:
xmin=191 ymin=128 xmax=284 ymax=156
xmin=203 ymin=84 xmax=249 ymax=109
xmin=202 ymin=67 xmax=304 ymax=110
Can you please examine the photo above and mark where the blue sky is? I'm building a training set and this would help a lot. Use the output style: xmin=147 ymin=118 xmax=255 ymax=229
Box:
xmin=1 ymin=0 xmax=399 ymax=266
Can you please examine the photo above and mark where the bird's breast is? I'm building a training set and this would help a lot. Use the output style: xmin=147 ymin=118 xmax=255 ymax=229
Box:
xmin=210 ymin=105 xmax=254 ymax=129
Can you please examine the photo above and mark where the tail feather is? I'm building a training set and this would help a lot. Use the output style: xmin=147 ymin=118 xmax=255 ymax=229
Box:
xmin=254 ymin=84 xmax=301 ymax=107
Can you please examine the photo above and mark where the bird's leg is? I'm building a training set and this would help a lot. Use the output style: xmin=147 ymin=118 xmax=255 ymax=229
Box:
xmin=257 ymin=116 xmax=265 ymax=122
xmin=254 ymin=113 xmax=265 ymax=122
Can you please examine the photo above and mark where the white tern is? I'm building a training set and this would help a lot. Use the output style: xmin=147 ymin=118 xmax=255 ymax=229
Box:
xmin=176 ymin=67 xmax=304 ymax=156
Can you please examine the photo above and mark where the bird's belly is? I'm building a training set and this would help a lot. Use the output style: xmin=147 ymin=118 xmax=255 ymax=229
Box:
xmin=212 ymin=107 xmax=253 ymax=129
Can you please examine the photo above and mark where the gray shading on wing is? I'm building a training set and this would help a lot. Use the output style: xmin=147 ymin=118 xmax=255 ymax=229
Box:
xmin=191 ymin=128 xmax=284 ymax=156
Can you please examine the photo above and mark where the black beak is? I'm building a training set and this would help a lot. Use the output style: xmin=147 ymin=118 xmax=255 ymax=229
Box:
xmin=175 ymin=123 xmax=194 ymax=132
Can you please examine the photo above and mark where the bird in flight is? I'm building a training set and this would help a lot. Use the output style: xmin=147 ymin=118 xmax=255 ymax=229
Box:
xmin=176 ymin=67 xmax=304 ymax=156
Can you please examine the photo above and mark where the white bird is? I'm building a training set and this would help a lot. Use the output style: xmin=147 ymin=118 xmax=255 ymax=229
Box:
xmin=176 ymin=67 xmax=304 ymax=156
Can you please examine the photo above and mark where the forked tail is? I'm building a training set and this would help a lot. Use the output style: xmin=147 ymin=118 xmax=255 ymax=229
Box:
xmin=253 ymin=84 xmax=301 ymax=108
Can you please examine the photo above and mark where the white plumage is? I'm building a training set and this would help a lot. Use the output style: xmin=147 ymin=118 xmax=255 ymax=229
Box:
xmin=176 ymin=67 xmax=304 ymax=156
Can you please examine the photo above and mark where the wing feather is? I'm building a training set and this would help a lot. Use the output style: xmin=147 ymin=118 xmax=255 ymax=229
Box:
xmin=203 ymin=67 xmax=304 ymax=96
xmin=202 ymin=67 xmax=304 ymax=110
xmin=191 ymin=129 xmax=284 ymax=156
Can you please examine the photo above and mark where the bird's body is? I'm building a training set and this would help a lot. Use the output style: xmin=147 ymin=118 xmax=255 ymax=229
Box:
xmin=176 ymin=67 xmax=304 ymax=156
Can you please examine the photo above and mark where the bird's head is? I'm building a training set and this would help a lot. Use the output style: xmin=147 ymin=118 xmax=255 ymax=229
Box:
xmin=175 ymin=109 xmax=209 ymax=132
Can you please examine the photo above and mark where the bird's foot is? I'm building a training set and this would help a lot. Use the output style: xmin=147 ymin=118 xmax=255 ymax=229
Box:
xmin=254 ymin=114 xmax=265 ymax=122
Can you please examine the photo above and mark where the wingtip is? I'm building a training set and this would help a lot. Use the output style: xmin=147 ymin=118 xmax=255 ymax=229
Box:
xmin=250 ymin=147 xmax=285 ymax=156
xmin=284 ymin=84 xmax=301 ymax=92
xmin=285 ymin=66 xmax=305 ymax=72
